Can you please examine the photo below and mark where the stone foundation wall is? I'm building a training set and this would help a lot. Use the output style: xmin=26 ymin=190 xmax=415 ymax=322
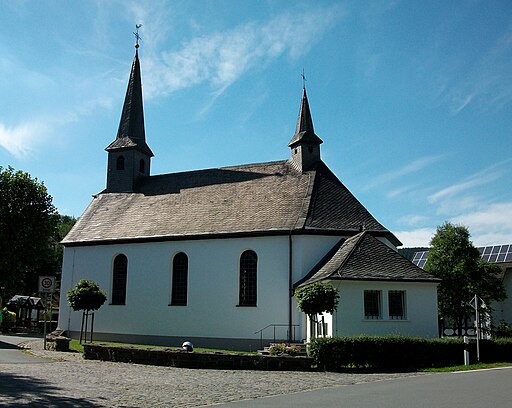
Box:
xmin=83 ymin=344 xmax=313 ymax=371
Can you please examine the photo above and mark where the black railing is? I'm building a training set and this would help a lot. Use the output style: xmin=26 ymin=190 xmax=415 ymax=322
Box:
xmin=254 ymin=323 xmax=300 ymax=350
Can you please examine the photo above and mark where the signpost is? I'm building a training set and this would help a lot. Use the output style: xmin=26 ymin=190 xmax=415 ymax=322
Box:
xmin=469 ymin=294 xmax=485 ymax=363
xmin=39 ymin=276 xmax=56 ymax=350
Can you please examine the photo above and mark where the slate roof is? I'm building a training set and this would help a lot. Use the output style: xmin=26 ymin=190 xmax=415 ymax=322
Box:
xmin=295 ymin=232 xmax=438 ymax=287
xmin=63 ymin=160 xmax=400 ymax=246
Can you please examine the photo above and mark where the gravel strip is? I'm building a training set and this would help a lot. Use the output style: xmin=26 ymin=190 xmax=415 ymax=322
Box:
xmin=0 ymin=340 xmax=423 ymax=407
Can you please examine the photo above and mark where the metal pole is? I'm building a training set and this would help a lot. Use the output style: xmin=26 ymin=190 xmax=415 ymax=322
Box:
xmin=43 ymin=294 xmax=47 ymax=350
xmin=84 ymin=311 xmax=89 ymax=344
xmin=80 ymin=310 xmax=85 ymax=344
xmin=475 ymin=295 xmax=480 ymax=362
xmin=90 ymin=312 xmax=95 ymax=343
xmin=49 ymin=296 xmax=53 ymax=335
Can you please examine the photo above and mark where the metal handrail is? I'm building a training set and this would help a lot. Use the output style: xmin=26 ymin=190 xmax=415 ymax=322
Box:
xmin=254 ymin=323 xmax=300 ymax=349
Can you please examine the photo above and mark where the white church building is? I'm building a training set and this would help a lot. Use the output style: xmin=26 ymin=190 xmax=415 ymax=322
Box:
xmin=58 ymin=45 xmax=440 ymax=350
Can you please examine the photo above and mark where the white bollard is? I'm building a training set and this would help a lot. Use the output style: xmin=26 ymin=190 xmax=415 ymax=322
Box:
xmin=463 ymin=336 xmax=470 ymax=366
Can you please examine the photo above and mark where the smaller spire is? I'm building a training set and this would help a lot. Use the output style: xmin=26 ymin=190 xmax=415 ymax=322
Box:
xmin=288 ymin=88 xmax=323 ymax=148
xmin=288 ymin=80 xmax=324 ymax=172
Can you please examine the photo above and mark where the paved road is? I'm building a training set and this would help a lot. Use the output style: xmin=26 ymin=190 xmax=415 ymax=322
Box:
xmin=0 ymin=334 xmax=48 ymax=364
xmin=1 ymin=338 xmax=510 ymax=407
xmin=214 ymin=367 xmax=512 ymax=408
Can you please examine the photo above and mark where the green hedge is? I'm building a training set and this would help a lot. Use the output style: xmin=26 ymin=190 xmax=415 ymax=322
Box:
xmin=309 ymin=336 xmax=512 ymax=371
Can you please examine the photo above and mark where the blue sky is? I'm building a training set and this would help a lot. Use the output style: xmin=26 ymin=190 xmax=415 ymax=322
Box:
xmin=1 ymin=0 xmax=511 ymax=247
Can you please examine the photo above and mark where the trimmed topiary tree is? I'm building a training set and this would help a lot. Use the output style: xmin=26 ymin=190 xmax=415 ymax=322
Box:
xmin=295 ymin=281 xmax=339 ymax=339
xmin=67 ymin=279 xmax=107 ymax=343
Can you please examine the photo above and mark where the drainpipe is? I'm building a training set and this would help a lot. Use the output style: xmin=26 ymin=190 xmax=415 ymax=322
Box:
xmin=288 ymin=233 xmax=293 ymax=342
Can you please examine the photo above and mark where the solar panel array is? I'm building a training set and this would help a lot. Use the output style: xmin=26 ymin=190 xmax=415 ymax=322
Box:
xmin=412 ymin=244 xmax=512 ymax=269
xmin=478 ymin=244 xmax=512 ymax=263
xmin=412 ymin=251 xmax=429 ymax=268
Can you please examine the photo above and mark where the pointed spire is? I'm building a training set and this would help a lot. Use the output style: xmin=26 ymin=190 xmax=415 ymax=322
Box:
xmin=106 ymin=44 xmax=153 ymax=157
xmin=288 ymin=88 xmax=323 ymax=148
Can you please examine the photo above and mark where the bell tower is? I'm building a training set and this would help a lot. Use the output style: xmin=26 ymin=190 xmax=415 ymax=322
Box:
xmin=289 ymin=87 xmax=323 ymax=172
xmin=105 ymin=30 xmax=153 ymax=192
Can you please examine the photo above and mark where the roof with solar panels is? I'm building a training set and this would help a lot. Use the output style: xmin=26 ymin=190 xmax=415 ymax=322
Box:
xmin=411 ymin=244 xmax=512 ymax=269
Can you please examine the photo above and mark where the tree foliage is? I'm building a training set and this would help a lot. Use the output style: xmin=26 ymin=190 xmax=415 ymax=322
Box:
xmin=425 ymin=222 xmax=506 ymax=331
xmin=67 ymin=279 xmax=107 ymax=312
xmin=295 ymin=282 xmax=339 ymax=316
xmin=0 ymin=166 xmax=59 ymax=296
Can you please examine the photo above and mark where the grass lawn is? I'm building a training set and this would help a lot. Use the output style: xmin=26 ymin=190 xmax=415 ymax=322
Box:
xmin=69 ymin=339 xmax=256 ymax=355
xmin=420 ymin=362 xmax=512 ymax=372
xmin=68 ymin=340 xmax=511 ymax=372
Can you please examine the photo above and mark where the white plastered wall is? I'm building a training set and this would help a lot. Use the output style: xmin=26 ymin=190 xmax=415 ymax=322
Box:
xmin=330 ymin=280 xmax=439 ymax=338
xmin=59 ymin=235 xmax=307 ymax=346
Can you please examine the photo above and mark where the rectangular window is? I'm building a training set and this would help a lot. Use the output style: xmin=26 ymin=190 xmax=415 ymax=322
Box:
xmin=388 ymin=290 xmax=406 ymax=320
xmin=364 ymin=290 xmax=381 ymax=319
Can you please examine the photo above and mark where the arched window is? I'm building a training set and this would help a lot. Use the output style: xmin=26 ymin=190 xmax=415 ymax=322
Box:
xmin=139 ymin=158 xmax=145 ymax=173
xmin=171 ymin=252 xmax=188 ymax=306
xmin=116 ymin=155 xmax=125 ymax=170
xmin=112 ymin=254 xmax=128 ymax=305
xmin=239 ymin=250 xmax=257 ymax=306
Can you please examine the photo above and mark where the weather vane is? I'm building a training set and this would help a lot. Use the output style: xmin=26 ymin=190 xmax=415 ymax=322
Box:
xmin=301 ymin=69 xmax=307 ymax=90
xmin=133 ymin=24 xmax=143 ymax=48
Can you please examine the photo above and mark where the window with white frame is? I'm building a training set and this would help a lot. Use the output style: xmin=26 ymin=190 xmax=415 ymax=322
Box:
xmin=388 ymin=290 xmax=406 ymax=320
xmin=364 ymin=290 xmax=381 ymax=319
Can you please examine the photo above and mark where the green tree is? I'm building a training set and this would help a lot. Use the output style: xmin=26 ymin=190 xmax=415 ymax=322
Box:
xmin=0 ymin=166 xmax=59 ymax=297
xmin=425 ymin=222 xmax=506 ymax=335
xmin=67 ymin=279 xmax=107 ymax=343
xmin=295 ymin=282 xmax=339 ymax=338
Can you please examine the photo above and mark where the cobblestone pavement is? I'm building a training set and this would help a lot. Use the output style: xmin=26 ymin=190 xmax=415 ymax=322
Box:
xmin=0 ymin=340 xmax=423 ymax=407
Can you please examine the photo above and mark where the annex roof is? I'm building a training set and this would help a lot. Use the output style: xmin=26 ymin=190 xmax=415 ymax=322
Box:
xmin=63 ymin=161 xmax=399 ymax=246
xmin=295 ymin=232 xmax=438 ymax=287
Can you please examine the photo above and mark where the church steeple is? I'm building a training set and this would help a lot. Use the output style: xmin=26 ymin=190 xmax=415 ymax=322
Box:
xmin=105 ymin=35 xmax=153 ymax=193
xmin=289 ymin=88 xmax=323 ymax=172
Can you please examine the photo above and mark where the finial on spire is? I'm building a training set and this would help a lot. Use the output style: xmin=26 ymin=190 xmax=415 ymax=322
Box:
xmin=301 ymin=69 xmax=307 ymax=90
xmin=133 ymin=24 xmax=143 ymax=49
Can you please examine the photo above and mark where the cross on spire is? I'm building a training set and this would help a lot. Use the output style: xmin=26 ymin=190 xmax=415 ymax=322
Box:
xmin=133 ymin=24 xmax=142 ymax=49
xmin=301 ymin=69 xmax=307 ymax=90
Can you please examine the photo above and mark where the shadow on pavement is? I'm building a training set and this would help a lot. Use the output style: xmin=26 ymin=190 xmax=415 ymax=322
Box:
xmin=0 ymin=371 xmax=103 ymax=407
xmin=0 ymin=341 xmax=18 ymax=350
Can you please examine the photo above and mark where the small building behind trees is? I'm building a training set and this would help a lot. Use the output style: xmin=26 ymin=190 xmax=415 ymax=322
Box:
xmin=410 ymin=227 xmax=511 ymax=336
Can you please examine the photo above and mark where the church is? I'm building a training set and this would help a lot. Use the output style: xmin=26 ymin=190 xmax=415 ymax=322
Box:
xmin=58 ymin=44 xmax=440 ymax=350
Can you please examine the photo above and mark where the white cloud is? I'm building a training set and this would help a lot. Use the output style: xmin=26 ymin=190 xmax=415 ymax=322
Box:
xmin=395 ymin=202 xmax=512 ymax=248
xmin=428 ymin=161 xmax=509 ymax=203
xmin=0 ymin=93 xmax=113 ymax=158
xmin=397 ymin=214 xmax=429 ymax=227
xmin=140 ymin=6 xmax=343 ymax=100
xmin=0 ymin=121 xmax=49 ymax=157
xmin=387 ymin=185 xmax=416 ymax=198
xmin=395 ymin=228 xmax=435 ymax=247
xmin=450 ymin=202 xmax=512 ymax=246
xmin=365 ymin=155 xmax=443 ymax=191
xmin=434 ymin=195 xmax=481 ymax=216
xmin=437 ymin=27 xmax=512 ymax=114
